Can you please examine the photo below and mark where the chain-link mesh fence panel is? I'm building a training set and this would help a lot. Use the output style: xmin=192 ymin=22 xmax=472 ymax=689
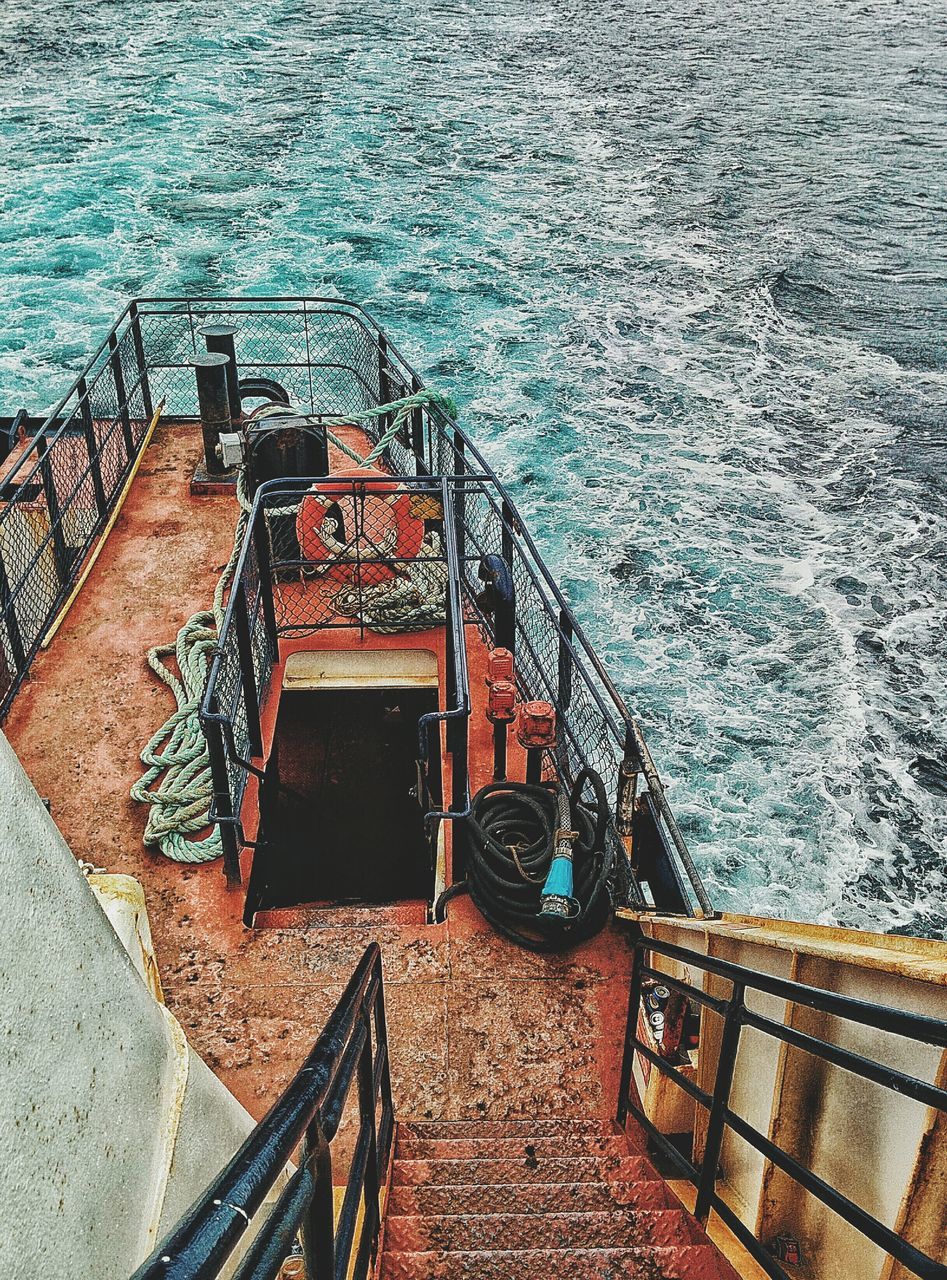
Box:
xmin=0 ymin=313 xmax=153 ymax=717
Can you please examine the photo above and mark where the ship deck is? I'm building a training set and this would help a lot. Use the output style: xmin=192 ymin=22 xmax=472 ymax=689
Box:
xmin=3 ymin=418 xmax=634 ymax=1126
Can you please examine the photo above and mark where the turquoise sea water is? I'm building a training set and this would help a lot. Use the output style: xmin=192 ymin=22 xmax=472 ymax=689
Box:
xmin=1 ymin=0 xmax=945 ymax=935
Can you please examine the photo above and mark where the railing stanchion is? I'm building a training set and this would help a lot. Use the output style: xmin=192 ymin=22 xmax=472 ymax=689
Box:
xmin=453 ymin=433 xmax=466 ymax=566
xmin=501 ymin=497 xmax=514 ymax=568
xmin=233 ymin=581 xmax=262 ymax=758
xmin=36 ymin=436 xmax=70 ymax=587
xmin=0 ymin=552 xmax=26 ymax=679
xmin=617 ymin=940 xmax=645 ymax=1127
xmin=425 ymin=718 xmax=443 ymax=808
xmin=377 ymin=334 xmax=392 ymax=437
xmin=301 ymin=1119 xmax=335 ymax=1280
xmin=129 ymin=302 xmax=154 ymax=420
xmin=205 ymin=694 xmax=241 ymax=885
xmin=695 ymin=981 xmax=745 ymax=1223
xmin=410 ymin=373 xmax=424 ymax=462
xmin=77 ymin=379 xmax=108 ymax=520
xmin=109 ymin=331 xmax=136 ymax=461
xmin=252 ymin=507 xmax=279 ymax=661
xmin=374 ymin=969 xmax=394 ymax=1173
xmin=557 ymin=608 xmax=573 ymax=710
xmin=617 ymin=722 xmax=639 ymax=840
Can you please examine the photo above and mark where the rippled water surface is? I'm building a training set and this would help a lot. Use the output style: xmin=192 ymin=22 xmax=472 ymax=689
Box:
xmin=2 ymin=0 xmax=946 ymax=934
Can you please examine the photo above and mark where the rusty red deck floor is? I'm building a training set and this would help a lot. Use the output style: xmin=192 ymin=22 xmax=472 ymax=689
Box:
xmin=3 ymin=420 xmax=634 ymax=1130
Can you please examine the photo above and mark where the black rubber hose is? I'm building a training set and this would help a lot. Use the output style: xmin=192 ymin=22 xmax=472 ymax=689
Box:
xmin=452 ymin=768 xmax=613 ymax=952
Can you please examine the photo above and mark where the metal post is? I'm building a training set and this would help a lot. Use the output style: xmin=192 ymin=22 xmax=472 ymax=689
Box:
xmin=301 ymin=1118 xmax=335 ymax=1280
xmin=233 ymin=582 xmax=263 ymax=757
xmin=454 ymin=434 xmax=466 ymax=565
xmin=252 ymin=510 xmax=279 ymax=661
xmin=204 ymin=696 xmax=241 ymax=885
xmin=557 ymin=609 xmax=573 ymax=710
xmin=617 ymin=941 xmax=645 ymax=1125
xmin=0 ymin=552 xmax=26 ymax=677
xmin=198 ymin=323 xmax=241 ymax=422
xmin=36 ymin=436 xmax=70 ymax=586
xmin=695 ymin=982 xmax=745 ymax=1222
xmin=189 ymin=352 xmax=231 ymax=475
xmin=451 ymin=718 xmax=468 ymax=813
xmin=444 ymin=579 xmax=457 ymax=730
xmin=129 ymin=303 xmax=154 ymax=420
xmin=77 ymin=380 xmax=107 ymax=521
xmin=617 ymin=723 xmax=640 ymax=840
xmin=410 ymin=373 xmax=424 ymax=462
xmin=373 ymin=972 xmax=394 ymax=1174
xmin=425 ymin=719 xmax=443 ymax=808
xmin=501 ymin=498 xmax=515 ymax=569
xmin=377 ymin=335 xmax=392 ymax=438
xmin=526 ymin=747 xmax=543 ymax=785
xmin=109 ymin=332 xmax=136 ymax=461
xmin=1 ymin=408 xmax=28 ymax=466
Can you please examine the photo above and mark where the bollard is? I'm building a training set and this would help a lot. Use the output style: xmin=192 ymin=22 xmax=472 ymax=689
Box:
xmin=197 ymin=324 xmax=241 ymax=422
xmin=188 ymin=352 xmax=231 ymax=475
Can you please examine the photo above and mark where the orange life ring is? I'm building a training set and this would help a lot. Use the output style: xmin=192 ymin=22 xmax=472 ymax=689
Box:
xmin=296 ymin=467 xmax=425 ymax=587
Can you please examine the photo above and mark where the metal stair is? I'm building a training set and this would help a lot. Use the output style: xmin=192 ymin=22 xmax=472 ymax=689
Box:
xmin=379 ymin=1119 xmax=741 ymax=1280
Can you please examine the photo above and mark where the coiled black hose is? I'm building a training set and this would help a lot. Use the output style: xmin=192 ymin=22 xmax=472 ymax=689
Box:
xmin=439 ymin=768 xmax=613 ymax=952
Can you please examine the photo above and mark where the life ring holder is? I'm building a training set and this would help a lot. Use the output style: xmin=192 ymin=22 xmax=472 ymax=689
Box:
xmin=296 ymin=467 xmax=425 ymax=587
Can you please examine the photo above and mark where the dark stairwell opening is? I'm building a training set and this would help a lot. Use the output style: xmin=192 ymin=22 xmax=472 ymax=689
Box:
xmin=246 ymin=687 xmax=437 ymax=925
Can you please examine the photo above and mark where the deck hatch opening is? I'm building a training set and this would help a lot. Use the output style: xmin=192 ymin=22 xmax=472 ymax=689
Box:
xmin=246 ymin=673 xmax=439 ymax=925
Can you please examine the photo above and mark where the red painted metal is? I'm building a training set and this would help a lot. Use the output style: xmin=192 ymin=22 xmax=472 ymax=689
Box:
xmin=380 ymin=1118 xmax=743 ymax=1280
xmin=516 ymin=700 xmax=557 ymax=749
xmin=486 ymin=679 xmax=517 ymax=724
xmin=485 ymin=647 xmax=514 ymax=685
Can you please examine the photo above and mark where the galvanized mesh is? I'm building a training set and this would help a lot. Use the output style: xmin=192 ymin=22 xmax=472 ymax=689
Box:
xmin=0 ymin=313 xmax=152 ymax=717
xmin=258 ymin=476 xmax=449 ymax=637
xmin=137 ymin=302 xmax=384 ymax=419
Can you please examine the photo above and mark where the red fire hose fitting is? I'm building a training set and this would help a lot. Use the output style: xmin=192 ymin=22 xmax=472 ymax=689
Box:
xmin=486 ymin=647 xmax=514 ymax=686
xmin=487 ymin=679 xmax=517 ymax=725
xmin=517 ymin=700 xmax=556 ymax=749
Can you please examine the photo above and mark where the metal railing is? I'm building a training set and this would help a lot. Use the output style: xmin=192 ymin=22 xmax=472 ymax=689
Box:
xmin=130 ymin=942 xmax=393 ymax=1280
xmin=3 ymin=296 xmax=711 ymax=913
xmin=199 ymin=474 xmax=472 ymax=883
xmin=0 ymin=302 xmax=154 ymax=717
xmin=617 ymin=933 xmax=947 ymax=1280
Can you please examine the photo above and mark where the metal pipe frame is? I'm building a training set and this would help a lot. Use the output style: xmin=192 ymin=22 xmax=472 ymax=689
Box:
xmin=131 ymin=942 xmax=393 ymax=1280
xmin=616 ymin=931 xmax=947 ymax=1280
xmin=5 ymin=296 xmax=710 ymax=921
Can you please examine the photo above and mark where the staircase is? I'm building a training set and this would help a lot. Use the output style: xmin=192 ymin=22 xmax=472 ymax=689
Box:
xmin=379 ymin=1118 xmax=741 ymax=1280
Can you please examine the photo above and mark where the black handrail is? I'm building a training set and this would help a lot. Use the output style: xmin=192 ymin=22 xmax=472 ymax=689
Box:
xmin=617 ymin=932 xmax=947 ymax=1280
xmin=199 ymin=473 xmax=474 ymax=883
xmin=130 ymin=942 xmax=393 ymax=1280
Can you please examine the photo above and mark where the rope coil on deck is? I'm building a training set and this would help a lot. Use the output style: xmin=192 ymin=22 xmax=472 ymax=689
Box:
xmin=131 ymin=389 xmax=455 ymax=864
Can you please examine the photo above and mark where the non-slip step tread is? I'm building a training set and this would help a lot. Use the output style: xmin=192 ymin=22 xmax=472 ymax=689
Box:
xmin=392 ymin=1155 xmax=662 ymax=1187
xmin=396 ymin=1135 xmax=631 ymax=1160
xmin=398 ymin=1118 xmax=621 ymax=1139
xmin=387 ymin=1179 xmax=678 ymax=1216
xmin=378 ymin=1244 xmax=741 ymax=1280
xmin=384 ymin=1208 xmax=705 ymax=1251
xmin=253 ymin=900 xmax=428 ymax=929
